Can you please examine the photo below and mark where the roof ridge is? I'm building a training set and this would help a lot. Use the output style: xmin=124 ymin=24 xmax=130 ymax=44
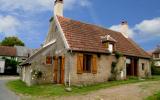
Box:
xmin=56 ymin=15 xmax=124 ymax=35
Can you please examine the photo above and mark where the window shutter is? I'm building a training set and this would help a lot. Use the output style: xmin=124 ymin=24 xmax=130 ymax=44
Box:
xmin=92 ymin=55 xmax=97 ymax=74
xmin=54 ymin=57 xmax=58 ymax=82
xmin=77 ymin=53 xmax=83 ymax=74
xmin=61 ymin=56 xmax=65 ymax=84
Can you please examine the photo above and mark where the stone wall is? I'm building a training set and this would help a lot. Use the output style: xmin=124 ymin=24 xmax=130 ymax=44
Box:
xmin=65 ymin=53 xmax=121 ymax=85
xmin=21 ymin=66 xmax=32 ymax=86
xmin=138 ymin=59 xmax=151 ymax=77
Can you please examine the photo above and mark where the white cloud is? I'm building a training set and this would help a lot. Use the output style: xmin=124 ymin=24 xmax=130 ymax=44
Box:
xmin=110 ymin=24 xmax=135 ymax=37
xmin=0 ymin=0 xmax=53 ymax=12
xmin=64 ymin=0 xmax=91 ymax=10
xmin=0 ymin=0 xmax=91 ymax=13
xmin=135 ymin=17 xmax=160 ymax=35
xmin=110 ymin=17 xmax=160 ymax=38
xmin=0 ymin=15 xmax=21 ymax=36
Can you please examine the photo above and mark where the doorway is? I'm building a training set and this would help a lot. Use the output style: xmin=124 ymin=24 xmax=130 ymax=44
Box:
xmin=53 ymin=56 xmax=65 ymax=84
xmin=126 ymin=58 xmax=138 ymax=76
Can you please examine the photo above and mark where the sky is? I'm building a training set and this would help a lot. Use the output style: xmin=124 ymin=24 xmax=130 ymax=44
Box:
xmin=0 ymin=0 xmax=160 ymax=51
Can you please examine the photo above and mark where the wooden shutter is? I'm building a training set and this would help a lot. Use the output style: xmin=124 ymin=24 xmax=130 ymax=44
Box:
xmin=92 ymin=55 xmax=97 ymax=74
xmin=53 ymin=56 xmax=58 ymax=83
xmin=46 ymin=56 xmax=52 ymax=64
xmin=60 ymin=56 xmax=65 ymax=84
xmin=77 ymin=53 xmax=83 ymax=74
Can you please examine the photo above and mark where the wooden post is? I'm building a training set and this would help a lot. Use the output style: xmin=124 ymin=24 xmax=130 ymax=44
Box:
xmin=131 ymin=58 xmax=134 ymax=76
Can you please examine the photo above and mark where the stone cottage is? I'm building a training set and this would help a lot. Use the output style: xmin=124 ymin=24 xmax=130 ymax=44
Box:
xmin=21 ymin=0 xmax=151 ymax=86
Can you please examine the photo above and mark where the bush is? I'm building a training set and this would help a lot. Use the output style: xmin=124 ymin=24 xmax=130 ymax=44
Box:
xmin=2 ymin=57 xmax=19 ymax=75
xmin=115 ymin=52 xmax=123 ymax=59
xmin=151 ymin=61 xmax=160 ymax=75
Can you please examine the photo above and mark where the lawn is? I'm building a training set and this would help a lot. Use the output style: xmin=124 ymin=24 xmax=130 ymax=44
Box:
xmin=145 ymin=90 xmax=160 ymax=100
xmin=6 ymin=76 xmax=160 ymax=97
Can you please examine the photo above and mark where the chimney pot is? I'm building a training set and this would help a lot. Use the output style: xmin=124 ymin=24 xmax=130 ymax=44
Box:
xmin=121 ymin=21 xmax=128 ymax=25
xmin=54 ymin=0 xmax=63 ymax=16
xmin=120 ymin=20 xmax=129 ymax=38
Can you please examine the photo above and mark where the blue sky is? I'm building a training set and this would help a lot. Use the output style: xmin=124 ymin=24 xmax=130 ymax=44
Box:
xmin=0 ymin=0 xmax=160 ymax=51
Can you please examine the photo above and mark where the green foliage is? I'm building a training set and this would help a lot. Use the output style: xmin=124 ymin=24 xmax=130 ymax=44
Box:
xmin=0 ymin=36 xmax=25 ymax=46
xmin=115 ymin=51 xmax=123 ymax=59
xmin=4 ymin=58 xmax=19 ymax=68
xmin=3 ymin=58 xmax=19 ymax=74
xmin=32 ymin=70 xmax=43 ymax=79
xmin=49 ymin=17 xmax=54 ymax=22
xmin=146 ymin=91 xmax=160 ymax=100
xmin=151 ymin=61 xmax=160 ymax=75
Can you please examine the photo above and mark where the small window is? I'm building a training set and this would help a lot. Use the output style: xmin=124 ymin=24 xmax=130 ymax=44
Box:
xmin=46 ymin=56 xmax=52 ymax=64
xmin=55 ymin=26 xmax=58 ymax=32
xmin=108 ymin=43 xmax=113 ymax=52
xmin=142 ymin=63 xmax=145 ymax=70
xmin=83 ymin=54 xmax=92 ymax=73
xmin=154 ymin=53 xmax=159 ymax=58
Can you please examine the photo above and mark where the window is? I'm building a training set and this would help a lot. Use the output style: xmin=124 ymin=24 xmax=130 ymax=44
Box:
xmin=46 ymin=56 xmax=52 ymax=64
xmin=108 ymin=43 xmax=113 ymax=52
xmin=105 ymin=42 xmax=114 ymax=53
xmin=154 ymin=53 xmax=159 ymax=58
xmin=55 ymin=26 xmax=58 ymax=32
xmin=83 ymin=54 xmax=92 ymax=72
xmin=142 ymin=63 xmax=145 ymax=70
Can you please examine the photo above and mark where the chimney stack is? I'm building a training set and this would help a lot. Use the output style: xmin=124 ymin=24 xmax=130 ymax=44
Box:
xmin=54 ymin=0 xmax=63 ymax=16
xmin=120 ymin=21 xmax=129 ymax=38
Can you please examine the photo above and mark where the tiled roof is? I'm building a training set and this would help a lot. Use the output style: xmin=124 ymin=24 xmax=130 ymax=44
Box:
xmin=0 ymin=46 xmax=16 ymax=57
xmin=57 ymin=16 xmax=150 ymax=58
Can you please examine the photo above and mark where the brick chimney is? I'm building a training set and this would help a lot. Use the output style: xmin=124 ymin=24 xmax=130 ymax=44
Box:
xmin=120 ymin=21 xmax=129 ymax=38
xmin=54 ymin=0 xmax=63 ymax=16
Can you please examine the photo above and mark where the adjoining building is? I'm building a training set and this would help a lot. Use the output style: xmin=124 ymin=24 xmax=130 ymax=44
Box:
xmin=0 ymin=46 xmax=33 ymax=74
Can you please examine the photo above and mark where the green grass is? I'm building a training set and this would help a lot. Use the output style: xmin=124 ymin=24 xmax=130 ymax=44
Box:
xmin=6 ymin=76 xmax=160 ymax=97
xmin=145 ymin=91 xmax=160 ymax=100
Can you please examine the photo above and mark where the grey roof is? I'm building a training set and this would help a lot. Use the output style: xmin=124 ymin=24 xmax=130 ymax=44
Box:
xmin=14 ymin=46 xmax=35 ymax=57
xmin=21 ymin=39 xmax=56 ymax=66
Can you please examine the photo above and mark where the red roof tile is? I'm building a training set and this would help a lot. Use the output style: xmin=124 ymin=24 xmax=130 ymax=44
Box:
xmin=0 ymin=46 xmax=16 ymax=57
xmin=57 ymin=16 xmax=150 ymax=58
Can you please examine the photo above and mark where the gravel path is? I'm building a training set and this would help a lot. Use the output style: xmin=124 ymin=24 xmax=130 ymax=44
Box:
xmin=55 ymin=81 xmax=160 ymax=100
xmin=20 ymin=81 xmax=160 ymax=100
xmin=0 ymin=76 xmax=20 ymax=100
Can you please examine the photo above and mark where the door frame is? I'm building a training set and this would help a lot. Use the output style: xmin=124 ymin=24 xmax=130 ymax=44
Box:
xmin=53 ymin=56 xmax=65 ymax=84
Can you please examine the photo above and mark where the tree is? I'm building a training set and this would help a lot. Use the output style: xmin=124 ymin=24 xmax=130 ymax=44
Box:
xmin=0 ymin=36 xmax=25 ymax=46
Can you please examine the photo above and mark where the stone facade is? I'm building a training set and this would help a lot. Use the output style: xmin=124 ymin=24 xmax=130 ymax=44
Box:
xmin=21 ymin=17 xmax=151 ymax=86
xmin=138 ymin=59 xmax=151 ymax=77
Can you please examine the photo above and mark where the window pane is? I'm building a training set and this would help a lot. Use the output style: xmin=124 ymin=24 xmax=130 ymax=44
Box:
xmin=108 ymin=44 xmax=113 ymax=52
xmin=83 ymin=54 xmax=92 ymax=72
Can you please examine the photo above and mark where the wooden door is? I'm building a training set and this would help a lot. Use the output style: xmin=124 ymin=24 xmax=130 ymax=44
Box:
xmin=53 ymin=57 xmax=58 ymax=83
xmin=54 ymin=56 xmax=65 ymax=84
xmin=60 ymin=56 xmax=65 ymax=84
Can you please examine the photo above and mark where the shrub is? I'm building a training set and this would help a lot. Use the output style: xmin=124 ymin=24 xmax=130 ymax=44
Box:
xmin=115 ymin=51 xmax=123 ymax=59
xmin=151 ymin=61 xmax=160 ymax=75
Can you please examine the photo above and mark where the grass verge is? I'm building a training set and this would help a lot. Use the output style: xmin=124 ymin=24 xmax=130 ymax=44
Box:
xmin=6 ymin=76 xmax=160 ymax=97
xmin=145 ymin=91 xmax=160 ymax=100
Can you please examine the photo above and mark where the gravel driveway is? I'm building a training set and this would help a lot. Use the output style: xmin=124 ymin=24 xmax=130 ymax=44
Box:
xmin=21 ymin=81 xmax=160 ymax=100
xmin=0 ymin=76 xmax=20 ymax=100
xmin=55 ymin=81 xmax=160 ymax=100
